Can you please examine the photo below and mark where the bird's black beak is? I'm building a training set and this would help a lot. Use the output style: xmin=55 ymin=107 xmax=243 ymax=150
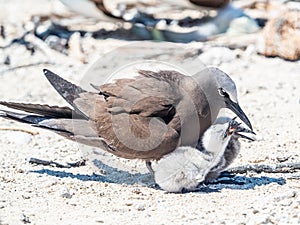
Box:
xmin=226 ymin=99 xmax=253 ymax=131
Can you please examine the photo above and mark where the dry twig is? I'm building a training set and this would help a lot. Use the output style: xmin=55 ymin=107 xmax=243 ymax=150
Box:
xmin=227 ymin=163 xmax=300 ymax=174
xmin=0 ymin=62 xmax=54 ymax=75
xmin=24 ymin=33 xmax=74 ymax=64
xmin=28 ymin=157 xmax=86 ymax=168
xmin=0 ymin=126 xmax=39 ymax=135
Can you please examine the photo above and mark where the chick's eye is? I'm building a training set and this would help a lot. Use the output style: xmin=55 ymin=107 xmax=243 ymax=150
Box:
xmin=218 ymin=88 xmax=228 ymax=97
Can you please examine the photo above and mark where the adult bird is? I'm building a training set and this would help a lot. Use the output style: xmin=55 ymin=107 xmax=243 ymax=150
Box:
xmin=0 ymin=67 xmax=252 ymax=171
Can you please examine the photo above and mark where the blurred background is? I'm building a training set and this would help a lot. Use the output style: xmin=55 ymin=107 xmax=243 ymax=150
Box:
xmin=1 ymin=0 xmax=300 ymax=69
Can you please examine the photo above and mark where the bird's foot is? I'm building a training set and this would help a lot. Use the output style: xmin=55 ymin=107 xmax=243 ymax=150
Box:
xmin=146 ymin=161 xmax=154 ymax=176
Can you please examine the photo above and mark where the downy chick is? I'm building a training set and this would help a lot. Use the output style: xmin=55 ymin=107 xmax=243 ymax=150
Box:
xmin=204 ymin=117 xmax=256 ymax=182
xmin=154 ymin=117 xmax=254 ymax=192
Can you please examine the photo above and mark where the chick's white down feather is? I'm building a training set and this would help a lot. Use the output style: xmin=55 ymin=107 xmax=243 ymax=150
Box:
xmin=154 ymin=120 xmax=233 ymax=193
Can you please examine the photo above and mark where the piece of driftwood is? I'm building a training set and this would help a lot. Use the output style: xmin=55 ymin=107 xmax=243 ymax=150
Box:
xmin=1 ymin=62 xmax=54 ymax=75
xmin=28 ymin=157 xmax=86 ymax=168
xmin=227 ymin=163 xmax=300 ymax=174
xmin=24 ymin=33 xmax=75 ymax=64
xmin=287 ymin=174 xmax=300 ymax=180
xmin=0 ymin=127 xmax=39 ymax=135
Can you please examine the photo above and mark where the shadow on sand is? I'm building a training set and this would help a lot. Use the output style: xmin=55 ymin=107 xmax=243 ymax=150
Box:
xmin=194 ymin=175 xmax=286 ymax=193
xmin=31 ymin=159 xmax=286 ymax=193
xmin=31 ymin=159 xmax=153 ymax=186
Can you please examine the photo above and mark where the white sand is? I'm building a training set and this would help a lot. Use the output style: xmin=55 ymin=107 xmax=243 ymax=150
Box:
xmin=0 ymin=1 xmax=299 ymax=224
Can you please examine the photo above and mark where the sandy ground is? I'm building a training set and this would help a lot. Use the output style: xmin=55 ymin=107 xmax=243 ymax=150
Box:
xmin=0 ymin=1 xmax=300 ymax=225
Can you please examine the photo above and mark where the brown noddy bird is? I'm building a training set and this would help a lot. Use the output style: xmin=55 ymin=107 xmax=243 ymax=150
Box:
xmin=0 ymin=68 xmax=252 ymax=171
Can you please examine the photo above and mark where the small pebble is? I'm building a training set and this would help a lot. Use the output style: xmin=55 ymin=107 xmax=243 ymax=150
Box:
xmin=60 ymin=186 xmax=72 ymax=199
xmin=20 ymin=214 xmax=30 ymax=224
xmin=136 ymin=204 xmax=145 ymax=211
xmin=4 ymin=55 xmax=10 ymax=65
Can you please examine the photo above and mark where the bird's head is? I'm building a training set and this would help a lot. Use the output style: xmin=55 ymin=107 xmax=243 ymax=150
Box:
xmin=224 ymin=117 xmax=256 ymax=141
xmin=213 ymin=117 xmax=256 ymax=141
xmin=202 ymin=116 xmax=255 ymax=153
xmin=210 ymin=67 xmax=253 ymax=131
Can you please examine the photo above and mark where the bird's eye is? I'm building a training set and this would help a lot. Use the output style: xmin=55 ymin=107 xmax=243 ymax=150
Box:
xmin=218 ymin=88 xmax=228 ymax=97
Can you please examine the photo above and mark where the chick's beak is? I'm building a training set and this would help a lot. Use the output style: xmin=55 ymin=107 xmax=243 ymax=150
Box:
xmin=234 ymin=125 xmax=256 ymax=141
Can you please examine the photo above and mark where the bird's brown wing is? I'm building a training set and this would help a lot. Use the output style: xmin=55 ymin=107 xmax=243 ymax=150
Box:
xmin=86 ymin=70 xmax=185 ymax=160
xmin=0 ymin=69 xmax=188 ymax=160
xmin=42 ymin=69 xmax=207 ymax=160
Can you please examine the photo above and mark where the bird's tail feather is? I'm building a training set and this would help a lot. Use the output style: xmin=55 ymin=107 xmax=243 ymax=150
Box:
xmin=0 ymin=102 xmax=89 ymax=135
xmin=0 ymin=104 xmax=88 ymax=135
xmin=0 ymin=110 xmax=72 ymax=135
xmin=0 ymin=109 xmax=104 ymax=148
xmin=43 ymin=69 xmax=88 ymax=119
xmin=0 ymin=109 xmax=50 ymax=124
xmin=0 ymin=101 xmax=80 ymax=119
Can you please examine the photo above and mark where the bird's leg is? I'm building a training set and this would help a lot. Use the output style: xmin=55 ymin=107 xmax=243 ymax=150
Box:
xmin=146 ymin=161 xmax=154 ymax=176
